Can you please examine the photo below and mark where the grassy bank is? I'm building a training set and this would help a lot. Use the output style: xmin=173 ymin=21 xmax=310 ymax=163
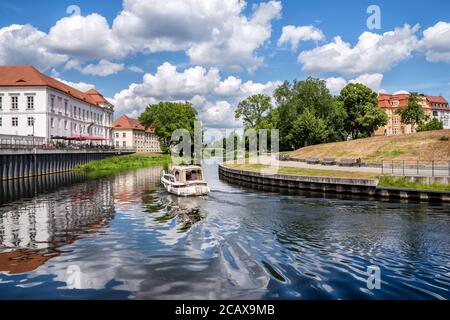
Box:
xmin=224 ymin=163 xmax=378 ymax=179
xmin=378 ymin=176 xmax=450 ymax=191
xmin=76 ymin=153 xmax=170 ymax=176
xmin=289 ymin=130 xmax=450 ymax=162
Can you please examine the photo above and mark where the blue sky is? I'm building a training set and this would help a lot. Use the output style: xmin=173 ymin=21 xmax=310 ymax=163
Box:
xmin=0 ymin=0 xmax=449 ymax=127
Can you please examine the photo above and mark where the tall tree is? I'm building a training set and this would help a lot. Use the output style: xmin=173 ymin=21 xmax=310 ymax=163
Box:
xmin=339 ymin=83 xmax=388 ymax=139
xmin=291 ymin=109 xmax=328 ymax=148
xmin=139 ymin=102 xmax=198 ymax=153
xmin=235 ymin=94 xmax=273 ymax=129
xmin=396 ymin=93 xmax=426 ymax=132
xmin=274 ymin=77 xmax=345 ymax=149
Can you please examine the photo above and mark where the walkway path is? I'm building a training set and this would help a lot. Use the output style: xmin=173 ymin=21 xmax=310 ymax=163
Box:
xmin=256 ymin=156 xmax=450 ymax=177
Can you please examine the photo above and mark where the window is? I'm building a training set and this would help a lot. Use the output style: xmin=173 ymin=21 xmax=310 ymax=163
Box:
xmin=50 ymin=96 xmax=55 ymax=112
xmin=27 ymin=96 xmax=34 ymax=109
xmin=12 ymin=117 xmax=18 ymax=127
xmin=115 ymin=133 xmax=119 ymax=138
xmin=64 ymin=120 xmax=68 ymax=130
xmin=74 ymin=106 xmax=77 ymax=118
xmin=64 ymin=100 xmax=68 ymax=114
xmin=0 ymin=117 xmax=2 ymax=126
xmin=74 ymin=123 xmax=78 ymax=132
xmin=116 ymin=141 xmax=119 ymax=147
xmin=11 ymin=96 xmax=18 ymax=110
xmin=123 ymin=132 xmax=126 ymax=138
xmin=123 ymin=141 xmax=126 ymax=147
xmin=0 ymin=96 xmax=2 ymax=110
xmin=27 ymin=117 xmax=34 ymax=127
xmin=51 ymin=118 xmax=54 ymax=128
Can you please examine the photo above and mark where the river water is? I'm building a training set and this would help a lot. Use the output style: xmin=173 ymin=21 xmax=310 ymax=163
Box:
xmin=0 ymin=164 xmax=449 ymax=300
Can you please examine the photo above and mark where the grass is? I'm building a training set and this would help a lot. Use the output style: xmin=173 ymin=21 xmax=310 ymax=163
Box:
xmin=289 ymin=129 xmax=450 ymax=162
xmin=75 ymin=153 xmax=170 ymax=177
xmin=225 ymin=163 xmax=450 ymax=191
xmin=224 ymin=163 xmax=378 ymax=179
xmin=378 ymin=176 xmax=450 ymax=191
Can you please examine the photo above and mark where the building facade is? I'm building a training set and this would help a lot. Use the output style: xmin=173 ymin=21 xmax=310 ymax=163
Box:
xmin=375 ymin=93 xmax=450 ymax=136
xmin=0 ymin=66 xmax=114 ymax=144
xmin=113 ymin=115 xmax=161 ymax=153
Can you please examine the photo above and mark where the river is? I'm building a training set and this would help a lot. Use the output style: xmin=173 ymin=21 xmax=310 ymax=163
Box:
xmin=0 ymin=164 xmax=449 ymax=300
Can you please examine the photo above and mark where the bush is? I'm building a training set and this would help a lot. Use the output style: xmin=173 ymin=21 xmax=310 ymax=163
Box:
xmin=417 ymin=118 xmax=444 ymax=132
xmin=439 ymin=135 xmax=449 ymax=141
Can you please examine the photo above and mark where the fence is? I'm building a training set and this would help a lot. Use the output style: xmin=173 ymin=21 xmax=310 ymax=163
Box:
xmin=0 ymin=134 xmax=45 ymax=150
xmin=381 ymin=160 xmax=450 ymax=177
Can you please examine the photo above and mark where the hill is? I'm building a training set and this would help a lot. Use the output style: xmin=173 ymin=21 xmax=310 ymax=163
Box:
xmin=289 ymin=130 xmax=450 ymax=162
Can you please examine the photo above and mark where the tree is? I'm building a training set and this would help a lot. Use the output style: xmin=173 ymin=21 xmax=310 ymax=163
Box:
xmin=396 ymin=93 xmax=426 ymax=132
xmin=235 ymin=94 xmax=272 ymax=129
xmin=274 ymin=77 xmax=341 ymax=150
xmin=417 ymin=118 xmax=444 ymax=132
xmin=339 ymin=83 xmax=388 ymax=139
xmin=139 ymin=102 xmax=198 ymax=153
xmin=291 ymin=109 xmax=328 ymax=148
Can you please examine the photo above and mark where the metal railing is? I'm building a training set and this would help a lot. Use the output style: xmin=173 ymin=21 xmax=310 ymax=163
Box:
xmin=381 ymin=160 xmax=450 ymax=177
xmin=0 ymin=134 xmax=45 ymax=149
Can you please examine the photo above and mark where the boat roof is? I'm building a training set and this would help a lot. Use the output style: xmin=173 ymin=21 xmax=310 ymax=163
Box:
xmin=171 ymin=165 xmax=204 ymax=171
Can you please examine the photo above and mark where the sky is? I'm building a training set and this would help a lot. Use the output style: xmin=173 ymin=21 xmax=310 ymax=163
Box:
xmin=0 ymin=0 xmax=449 ymax=129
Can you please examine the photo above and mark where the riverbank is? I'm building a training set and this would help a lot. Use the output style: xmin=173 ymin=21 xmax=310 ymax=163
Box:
xmin=289 ymin=129 xmax=450 ymax=162
xmin=220 ymin=163 xmax=450 ymax=202
xmin=75 ymin=153 xmax=170 ymax=176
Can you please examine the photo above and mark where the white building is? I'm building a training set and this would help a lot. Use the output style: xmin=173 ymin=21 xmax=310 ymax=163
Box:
xmin=0 ymin=66 xmax=114 ymax=144
xmin=113 ymin=115 xmax=161 ymax=153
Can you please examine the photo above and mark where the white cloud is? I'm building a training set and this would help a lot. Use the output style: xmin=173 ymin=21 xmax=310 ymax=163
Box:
xmin=325 ymin=73 xmax=384 ymax=95
xmin=45 ymin=13 xmax=126 ymax=60
xmin=420 ymin=21 xmax=450 ymax=62
xmin=78 ymin=60 xmax=125 ymax=77
xmin=299 ymin=24 xmax=420 ymax=76
xmin=0 ymin=24 xmax=68 ymax=71
xmin=111 ymin=62 xmax=221 ymax=116
xmin=111 ymin=0 xmax=281 ymax=71
xmin=324 ymin=77 xmax=348 ymax=95
xmin=191 ymin=98 xmax=241 ymax=128
xmin=127 ymin=65 xmax=145 ymax=73
xmin=214 ymin=76 xmax=281 ymax=98
xmin=278 ymin=25 xmax=324 ymax=50
xmin=111 ymin=62 xmax=281 ymax=128
xmin=56 ymin=78 xmax=96 ymax=92
xmin=350 ymin=73 xmax=384 ymax=90
xmin=186 ymin=0 xmax=282 ymax=71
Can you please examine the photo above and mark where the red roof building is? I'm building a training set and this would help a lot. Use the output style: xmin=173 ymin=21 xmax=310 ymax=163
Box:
xmin=112 ymin=115 xmax=160 ymax=153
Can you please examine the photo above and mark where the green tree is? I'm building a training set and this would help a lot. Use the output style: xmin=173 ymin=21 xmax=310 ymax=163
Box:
xmin=139 ymin=102 xmax=198 ymax=153
xmin=235 ymin=94 xmax=273 ymax=129
xmin=274 ymin=77 xmax=341 ymax=150
xmin=339 ymin=83 xmax=388 ymax=139
xmin=396 ymin=93 xmax=426 ymax=132
xmin=417 ymin=118 xmax=444 ymax=132
xmin=290 ymin=109 xmax=328 ymax=148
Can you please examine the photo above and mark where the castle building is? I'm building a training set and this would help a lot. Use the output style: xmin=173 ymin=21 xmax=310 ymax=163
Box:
xmin=0 ymin=66 xmax=114 ymax=144
xmin=375 ymin=93 xmax=449 ymax=136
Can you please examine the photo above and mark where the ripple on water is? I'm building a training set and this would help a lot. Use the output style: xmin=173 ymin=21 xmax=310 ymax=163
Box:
xmin=0 ymin=165 xmax=449 ymax=300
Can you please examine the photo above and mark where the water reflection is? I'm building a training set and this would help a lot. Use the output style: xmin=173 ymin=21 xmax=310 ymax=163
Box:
xmin=0 ymin=165 xmax=448 ymax=300
xmin=0 ymin=176 xmax=114 ymax=275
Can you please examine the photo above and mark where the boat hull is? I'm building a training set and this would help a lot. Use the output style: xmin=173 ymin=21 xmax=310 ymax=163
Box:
xmin=161 ymin=177 xmax=210 ymax=197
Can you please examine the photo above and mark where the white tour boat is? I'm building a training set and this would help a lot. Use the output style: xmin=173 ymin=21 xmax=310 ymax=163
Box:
xmin=161 ymin=165 xmax=210 ymax=196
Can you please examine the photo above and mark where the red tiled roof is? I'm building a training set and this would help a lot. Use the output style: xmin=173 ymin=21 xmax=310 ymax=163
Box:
xmin=426 ymin=95 xmax=448 ymax=104
xmin=113 ymin=115 xmax=155 ymax=133
xmin=0 ymin=66 xmax=112 ymax=108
